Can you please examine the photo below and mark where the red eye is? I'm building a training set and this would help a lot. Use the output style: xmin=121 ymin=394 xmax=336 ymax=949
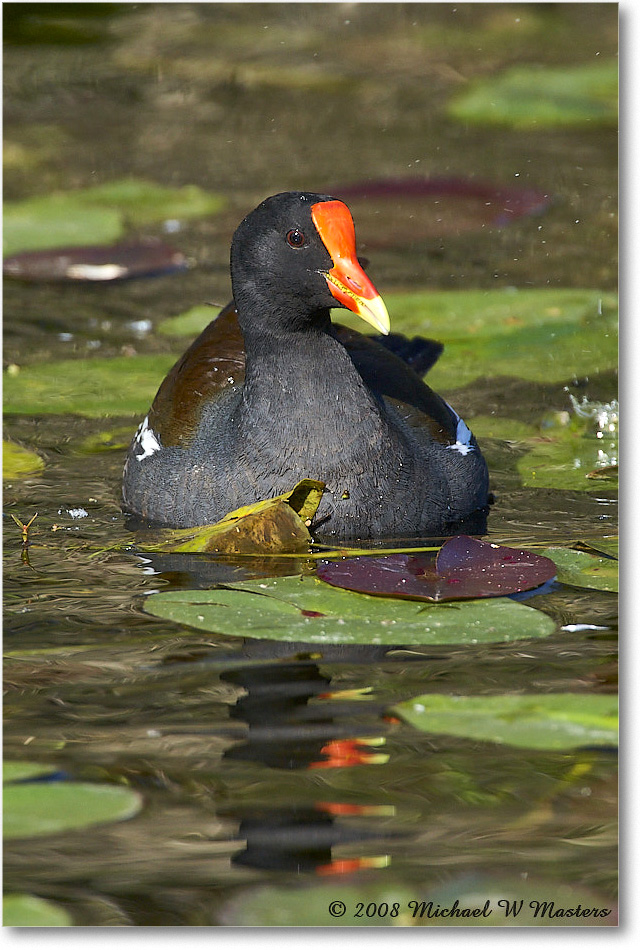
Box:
xmin=286 ymin=229 xmax=305 ymax=248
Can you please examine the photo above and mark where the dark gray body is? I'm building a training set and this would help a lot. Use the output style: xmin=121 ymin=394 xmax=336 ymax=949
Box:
xmin=123 ymin=323 xmax=488 ymax=539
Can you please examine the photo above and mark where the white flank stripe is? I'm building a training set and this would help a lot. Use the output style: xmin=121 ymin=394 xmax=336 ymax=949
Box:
xmin=444 ymin=402 xmax=475 ymax=455
xmin=134 ymin=416 xmax=162 ymax=460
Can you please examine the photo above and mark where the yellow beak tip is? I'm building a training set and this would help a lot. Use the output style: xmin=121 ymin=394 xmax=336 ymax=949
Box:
xmin=361 ymin=295 xmax=391 ymax=336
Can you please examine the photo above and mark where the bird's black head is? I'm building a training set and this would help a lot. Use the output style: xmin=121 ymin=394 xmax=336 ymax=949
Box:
xmin=230 ymin=191 xmax=389 ymax=338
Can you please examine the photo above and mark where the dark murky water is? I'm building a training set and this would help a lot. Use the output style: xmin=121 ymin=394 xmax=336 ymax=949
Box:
xmin=3 ymin=4 xmax=617 ymax=927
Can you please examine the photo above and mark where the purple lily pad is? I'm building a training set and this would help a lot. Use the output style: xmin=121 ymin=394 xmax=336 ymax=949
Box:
xmin=316 ymin=535 xmax=556 ymax=602
xmin=331 ymin=176 xmax=551 ymax=244
xmin=3 ymin=238 xmax=187 ymax=282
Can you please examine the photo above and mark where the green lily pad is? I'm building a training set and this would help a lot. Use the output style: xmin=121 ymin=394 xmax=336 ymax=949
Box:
xmin=518 ymin=397 xmax=618 ymax=491
xmin=3 ymin=894 xmax=73 ymax=927
xmin=466 ymin=416 xmax=540 ymax=442
xmin=580 ymin=538 xmax=618 ymax=558
xmin=3 ymin=354 xmax=175 ymax=417
xmin=144 ymin=575 xmax=556 ymax=645
xmin=3 ymin=761 xmax=58 ymax=784
xmin=471 ymin=399 xmax=618 ymax=492
xmin=2 ymin=440 xmax=44 ymax=479
xmin=158 ymin=304 xmax=220 ymax=337
xmin=449 ymin=61 xmax=618 ymax=129
xmin=3 ymin=179 xmax=226 ymax=256
xmin=518 ymin=434 xmax=618 ymax=492
xmin=66 ymin=178 xmax=226 ymax=228
xmin=4 ymin=781 xmax=142 ymax=839
xmin=362 ymin=289 xmax=618 ymax=390
xmin=76 ymin=425 xmax=137 ymax=454
xmin=393 ymin=693 xmax=618 ymax=750
xmin=543 ymin=547 xmax=618 ymax=593
xmin=3 ymin=198 xmax=123 ymax=257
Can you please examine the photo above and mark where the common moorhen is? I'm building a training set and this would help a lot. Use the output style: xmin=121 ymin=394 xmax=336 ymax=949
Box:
xmin=122 ymin=192 xmax=489 ymax=539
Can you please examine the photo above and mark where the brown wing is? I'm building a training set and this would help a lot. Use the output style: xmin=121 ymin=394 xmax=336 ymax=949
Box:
xmin=147 ymin=301 xmax=245 ymax=447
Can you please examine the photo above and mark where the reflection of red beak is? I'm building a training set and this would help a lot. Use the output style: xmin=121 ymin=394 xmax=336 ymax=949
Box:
xmin=311 ymin=200 xmax=390 ymax=335
xmin=308 ymin=737 xmax=389 ymax=769
xmin=316 ymin=856 xmax=390 ymax=877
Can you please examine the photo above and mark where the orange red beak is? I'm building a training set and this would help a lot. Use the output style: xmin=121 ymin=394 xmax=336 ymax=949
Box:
xmin=311 ymin=200 xmax=390 ymax=335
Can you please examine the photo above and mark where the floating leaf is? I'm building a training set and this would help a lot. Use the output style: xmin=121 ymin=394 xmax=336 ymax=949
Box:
xmin=2 ymin=440 xmax=44 ymax=479
xmin=3 ymin=354 xmax=176 ymax=417
xmin=158 ymin=304 xmax=220 ymax=337
xmin=543 ymin=547 xmax=618 ymax=593
xmin=76 ymin=425 xmax=137 ymax=454
xmin=3 ymin=198 xmax=123 ymax=257
xmin=66 ymin=178 xmax=225 ymax=227
xmin=162 ymin=292 xmax=615 ymax=392
xmin=317 ymin=535 xmax=555 ymax=601
xmin=470 ymin=401 xmax=618 ymax=493
xmin=449 ymin=61 xmax=618 ymax=128
xmin=3 ymin=761 xmax=58 ymax=784
xmin=3 ymin=179 xmax=225 ymax=256
xmin=518 ymin=397 xmax=618 ymax=492
xmin=358 ymin=289 xmax=618 ymax=390
xmin=144 ymin=575 xmax=556 ymax=645
xmin=3 ymin=894 xmax=73 ymax=927
xmin=317 ymin=536 xmax=556 ymax=602
xmin=464 ymin=416 xmax=540 ymax=442
xmin=137 ymin=479 xmax=325 ymax=554
xmin=518 ymin=435 xmax=618 ymax=492
xmin=3 ymin=780 xmax=142 ymax=839
xmin=393 ymin=693 xmax=618 ymax=750
xmin=577 ymin=538 xmax=618 ymax=559
xmin=331 ymin=176 xmax=551 ymax=243
xmin=4 ymin=239 xmax=187 ymax=282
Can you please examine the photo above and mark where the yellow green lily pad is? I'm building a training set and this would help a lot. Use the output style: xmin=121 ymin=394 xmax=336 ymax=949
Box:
xmin=66 ymin=178 xmax=226 ymax=228
xmin=3 ymin=894 xmax=73 ymax=927
xmin=138 ymin=479 xmax=325 ymax=554
xmin=543 ymin=547 xmax=618 ymax=593
xmin=4 ymin=780 xmax=142 ymax=840
xmin=3 ymin=355 xmax=176 ymax=417
xmin=3 ymin=441 xmax=44 ymax=479
xmin=3 ymin=761 xmax=58 ymax=784
xmin=158 ymin=304 xmax=220 ymax=337
xmin=76 ymin=425 xmax=139 ymax=454
xmin=3 ymin=199 xmax=123 ymax=257
xmin=393 ymin=693 xmax=618 ymax=750
xmin=467 ymin=416 xmax=540 ymax=442
xmin=338 ymin=288 xmax=618 ymax=389
xmin=449 ymin=61 xmax=618 ymax=129
xmin=517 ymin=397 xmax=618 ymax=492
xmin=3 ymin=178 xmax=226 ymax=256
xmin=144 ymin=574 xmax=557 ymax=645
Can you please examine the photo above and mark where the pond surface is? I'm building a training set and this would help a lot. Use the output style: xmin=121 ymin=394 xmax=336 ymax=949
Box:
xmin=3 ymin=3 xmax=617 ymax=928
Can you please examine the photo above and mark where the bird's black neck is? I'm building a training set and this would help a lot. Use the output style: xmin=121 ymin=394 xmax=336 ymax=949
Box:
xmin=233 ymin=310 xmax=390 ymax=464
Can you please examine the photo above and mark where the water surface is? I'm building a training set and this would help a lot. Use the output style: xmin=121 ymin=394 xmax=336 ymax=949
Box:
xmin=3 ymin=3 xmax=617 ymax=927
